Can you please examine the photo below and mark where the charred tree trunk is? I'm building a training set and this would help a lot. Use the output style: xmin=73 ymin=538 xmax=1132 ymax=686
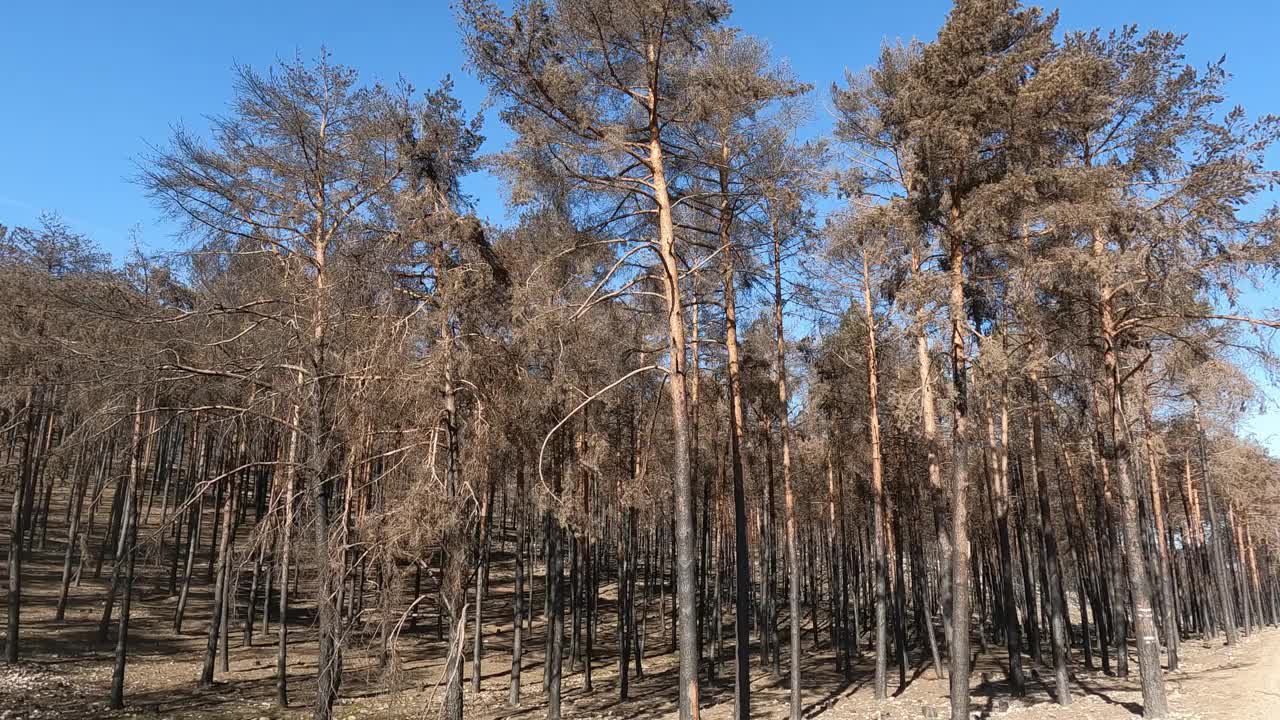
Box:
xmin=1029 ymin=374 xmax=1071 ymax=705
xmin=1195 ymin=407 xmax=1238 ymax=647
xmin=546 ymin=443 xmax=566 ymax=720
xmin=200 ymin=473 xmax=236 ymax=688
xmin=108 ymin=401 xmax=145 ymax=709
xmin=55 ymin=438 xmax=93 ymax=622
xmin=6 ymin=391 xmax=41 ymax=663
xmin=861 ymin=250 xmax=889 ymax=701
xmin=986 ymin=388 xmax=1023 ymax=695
xmin=717 ymin=146 xmax=752 ymax=720
xmin=914 ymin=246 xmax=952 ymax=661
xmin=510 ymin=458 xmax=525 ymax=707
xmin=945 ymin=223 xmax=974 ymax=720
xmin=1143 ymin=424 xmax=1178 ymax=670
xmin=471 ymin=479 xmax=494 ymax=694
xmin=1098 ymin=237 xmax=1168 ymax=717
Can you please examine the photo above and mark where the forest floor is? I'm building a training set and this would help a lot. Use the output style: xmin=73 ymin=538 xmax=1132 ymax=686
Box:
xmin=3 ymin=539 xmax=1279 ymax=720
xmin=2 ymin=486 xmax=1278 ymax=720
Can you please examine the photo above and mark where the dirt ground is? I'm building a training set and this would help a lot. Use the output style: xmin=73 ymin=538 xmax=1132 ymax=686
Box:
xmin=3 ymin=553 xmax=1278 ymax=720
xmin=2 ymin=487 xmax=1278 ymax=720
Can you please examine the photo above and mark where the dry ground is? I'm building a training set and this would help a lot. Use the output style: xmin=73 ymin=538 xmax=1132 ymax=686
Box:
xmin=2 ymin=486 xmax=1278 ymax=720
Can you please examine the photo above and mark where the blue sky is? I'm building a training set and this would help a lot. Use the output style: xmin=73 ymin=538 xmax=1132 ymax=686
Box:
xmin=2 ymin=0 xmax=1278 ymax=445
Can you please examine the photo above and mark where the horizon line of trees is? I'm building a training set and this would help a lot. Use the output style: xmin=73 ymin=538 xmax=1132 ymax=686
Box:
xmin=4 ymin=2 xmax=1280 ymax=720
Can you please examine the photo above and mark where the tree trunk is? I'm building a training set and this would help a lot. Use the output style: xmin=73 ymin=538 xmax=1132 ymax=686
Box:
xmin=986 ymin=389 xmax=1023 ymax=695
xmin=1029 ymin=374 xmax=1071 ymax=705
xmin=546 ymin=434 xmax=566 ymax=720
xmin=769 ymin=201 xmax=801 ymax=720
xmin=1098 ymin=239 xmax=1168 ymax=717
xmin=6 ymin=392 xmax=40 ymax=663
xmin=914 ymin=247 xmax=953 ymax=661
xmin=510 ymin=458 xmax=525 ymax=707
xmin=1143 ymin=422 xmax=1178 ymax=670
xmin=945 ymin=225 xmax=973 ymax=720
xmin=200 ymin=473 xmax=236 ymax=688
xmin=718 ymin=154 xmax=752 ymax=720
xmin=860 ymin=250 xmax=889 ymax=701
xmin=244 ymin=543 xmax=263 ymax=647
xmin=471 ymin=479 xmax=494 ymax=694
xmin=579 ymin=419 xmax=595 ymax=692
xmin=1195 ymin=407 xmax=1238 ymax=646
xmin=650 ymin=111 xmax=700 ymax=720
xmin=109 ymin=401 xmax=145 ymax=709
xmin=55 ymin=439 xmax=92 ymax=621
xmin=176 ymin=431 xmax=209 ymax=633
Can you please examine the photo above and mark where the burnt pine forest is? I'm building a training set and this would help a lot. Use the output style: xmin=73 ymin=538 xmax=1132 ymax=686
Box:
xmin=4 ymin=2 xmax=1280 ymax=720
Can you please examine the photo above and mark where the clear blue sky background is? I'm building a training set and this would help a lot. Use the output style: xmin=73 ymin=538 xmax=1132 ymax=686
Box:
xmin=2 ymin=1 xmax=1278 ymax=445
